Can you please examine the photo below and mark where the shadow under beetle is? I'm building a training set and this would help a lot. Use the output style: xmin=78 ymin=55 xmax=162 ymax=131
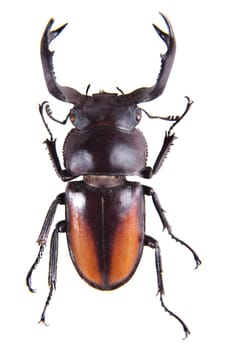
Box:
xmin=26 ymin=14 xmax=201 ymax=338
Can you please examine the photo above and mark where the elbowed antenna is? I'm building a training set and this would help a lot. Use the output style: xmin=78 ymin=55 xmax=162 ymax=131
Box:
xmin=116 ymin=13 xmax=176 ymax=105
xmin=40 ymin=19 xmax=87 ymax=106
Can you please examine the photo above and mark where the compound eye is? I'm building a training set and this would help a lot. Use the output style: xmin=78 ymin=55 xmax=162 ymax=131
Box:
xmin=70 ymin=114 xmax=76 ymax=124
xmin=69 ymin=111 xmax=76 ymax=125
xmin=136 ymin=109 xmax=142 ymax=123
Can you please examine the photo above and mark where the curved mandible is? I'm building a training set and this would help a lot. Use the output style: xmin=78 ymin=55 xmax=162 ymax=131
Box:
xmin=117 ymin=13 xmax=176 ymax=105
xmin=41 ymin=19 xmax=86 ymax=106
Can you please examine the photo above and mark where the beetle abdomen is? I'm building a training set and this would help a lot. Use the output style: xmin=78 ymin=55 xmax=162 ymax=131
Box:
xmin=63 ymin=127 xmax=147 ymax=176
xmin=66 ymin=181 xmax=145 ymax=290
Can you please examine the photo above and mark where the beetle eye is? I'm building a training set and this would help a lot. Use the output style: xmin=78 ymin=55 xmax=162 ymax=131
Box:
xmin=136 ymin=109 xmax=142 ymax=122
xmin=70 ymin=113 xmax=76 ymax=125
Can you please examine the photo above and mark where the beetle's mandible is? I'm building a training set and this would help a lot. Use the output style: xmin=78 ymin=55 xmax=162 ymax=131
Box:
xmin=26 ymin=14 xmax=201 ymax=338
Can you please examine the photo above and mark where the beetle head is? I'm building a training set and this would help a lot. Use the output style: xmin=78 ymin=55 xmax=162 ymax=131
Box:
xmin=68 ymin=92 xmax=142 ymax=131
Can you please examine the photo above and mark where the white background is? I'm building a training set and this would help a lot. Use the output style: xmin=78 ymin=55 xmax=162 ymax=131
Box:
xmin=1 ymin=0 xmax=232 ymax=349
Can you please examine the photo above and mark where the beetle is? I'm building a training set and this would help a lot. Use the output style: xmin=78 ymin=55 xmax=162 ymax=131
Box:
xmin=26 ymin=14 xmax=201 ymax=338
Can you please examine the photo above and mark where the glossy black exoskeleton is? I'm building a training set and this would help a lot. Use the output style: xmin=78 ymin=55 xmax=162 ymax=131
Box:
xmin=26 ymin=14 xmax=201 ymax=338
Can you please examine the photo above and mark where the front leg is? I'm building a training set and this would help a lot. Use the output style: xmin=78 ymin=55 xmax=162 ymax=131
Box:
xmin=45 ymin=139 xmax=76 ymax=181
xmin=140 ymin=97 xmax=193 ymax=178
xmin=140 ymin=132 xmax=177 ymax=178
xmin=39 ymin=102 xmax=75 ymax=182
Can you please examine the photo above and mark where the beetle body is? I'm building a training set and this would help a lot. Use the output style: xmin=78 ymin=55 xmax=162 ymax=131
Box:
xmin=66 ymin=179 xmax=144 ymax=290
xmin=26 ymin=14 xmax=201 ymax=338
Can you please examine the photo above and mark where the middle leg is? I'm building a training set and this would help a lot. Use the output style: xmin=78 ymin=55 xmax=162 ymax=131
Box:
xmin=143 ymin=185 xmax=201 ymax=268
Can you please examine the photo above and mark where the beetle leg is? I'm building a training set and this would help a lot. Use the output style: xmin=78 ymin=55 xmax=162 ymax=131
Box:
xmin=167 ymin=96 xmax=193 ymax=135
xmin=40 ymin=101 xmax=70 ymax=130
xmin=38 ymin=101 xmax=75 ymax=182
xmin=139 ymin=107 xmax=180 ymax=121
xmin=40 ymin=220 xmax=66 ymax=325
xmin=143 ymin=186 xmax=201 ymax=268
xmin=144 ymin=235 xmax=164 ymax=294
xmin=140 ymin=132 xmax=177 ymax=178
xmin=151 ymin=131 xmax=176 ymax=176
xmin=26 ymin=245 xmax=45 ymax=293
xmin=44 ymin=139 xmax=76 ymax=181
xmin=140 ymin=97 xmax=193 ymax=179
xmin=141 ymin=96 xmax=193 ymax=123
xmin=144 ymin=235 xmax=190 ymax=338
xmin=26 ymin=193 xmax=65 ymax=293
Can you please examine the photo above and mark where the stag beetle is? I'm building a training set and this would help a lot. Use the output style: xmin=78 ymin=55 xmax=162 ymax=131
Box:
xmin=26 ymin=14 xmax=201 ymax=338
